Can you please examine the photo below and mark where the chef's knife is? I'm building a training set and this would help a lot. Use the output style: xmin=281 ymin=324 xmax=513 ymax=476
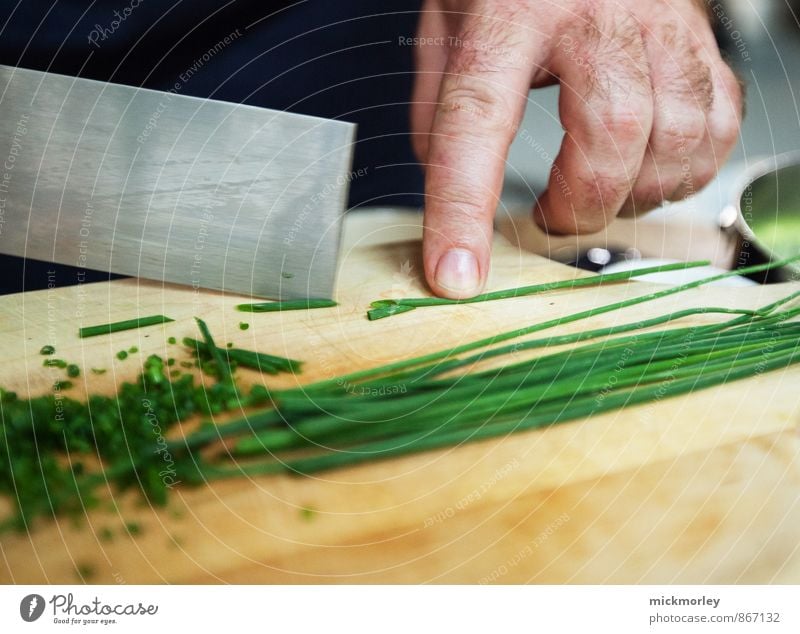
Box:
xmin=0 ymin=65 xmax=355 ymax=298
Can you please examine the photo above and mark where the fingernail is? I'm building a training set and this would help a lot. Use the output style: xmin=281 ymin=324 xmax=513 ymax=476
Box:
xmin=435 ymin=248 xmax=480 ymax=295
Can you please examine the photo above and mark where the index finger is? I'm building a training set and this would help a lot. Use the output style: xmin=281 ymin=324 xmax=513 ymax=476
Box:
xmin=422 ymin=5 xmax=541 ymax=298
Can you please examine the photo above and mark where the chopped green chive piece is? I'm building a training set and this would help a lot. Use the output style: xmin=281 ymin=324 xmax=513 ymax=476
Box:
xmin=194 ymin=318 xmax=233 ymax=385
xmin=90 ymin=368 xmax=107 ymax=375
xmin=128 ymin=346 xmax=138 ymax=354
xmin=167 ymin=336 xmax=177 ymax=345
xmin=53 ymin=380 xmax=73 ymax=391
xmin=39 ymin=345 xmax=55 ymax=355
xmin=66 ymin=364 xmax=80 ymax=378
xmin=300 ymin=507 xmax=316 ymax=521
xmin=78 ymin=315 xmax=174 ymax=338
xmin=43 ymin=358 xmax=67 ymax=368
xmin=236 ymin=298 xmax=337 ymax=312
xmin=116 ymin=350 xmax=128 ymax=361
xmin=239 ymin=322 xmax=249 ymax=331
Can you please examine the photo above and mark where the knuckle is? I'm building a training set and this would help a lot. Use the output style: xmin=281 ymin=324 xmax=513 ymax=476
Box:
xmin=691 ymin=163 xmax=718 ymax=188
xmin=574 ymin=169 xmax=631 ymax=211
xmin=540 ymin=207 xmax=609 ymax=235
xmin=670 ymin=160 xmax=716 ymax=200
xmin=652 ymin=115 xmax=707 ymax=154
xmin=716 ymin=116 xmax=741 ymax=149
xmin=572 ymin=213 xmax=610 ymax=234
xmin=436 ymin=80 xmax=515 ymax=136
xmin=567 ymin=6 xmax=650 ymax=100
xmin=718 ymin=63 xmax=745 ymax=107
xmin=578 ymin=104 xmax=649 ymax=148
xmin=632 ymin=180 xmax=671 ymax=207
xmin=712 ymin=106 xmax=741 ymax=149
xmin=711 ymin=65 xmax=744 ymax=146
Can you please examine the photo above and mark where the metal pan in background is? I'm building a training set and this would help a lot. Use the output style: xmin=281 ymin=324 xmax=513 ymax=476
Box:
xmin=720 ymin=151 xmax=800 ymax=283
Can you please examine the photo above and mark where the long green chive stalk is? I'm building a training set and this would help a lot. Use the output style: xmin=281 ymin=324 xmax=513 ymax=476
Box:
xmin=179 ymin=255 xmax=800 ymax=463
xmin=367 ymin=260 xmax=713 ymax=320
xmin=78 ymin=315 xmax=174 ymax=337
xmin=237 ymin=299 xmax=337 ymax=313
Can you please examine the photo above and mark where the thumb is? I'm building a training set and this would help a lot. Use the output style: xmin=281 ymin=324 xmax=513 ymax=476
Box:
xmin=422 ymin=7 xmax=537 ymax=299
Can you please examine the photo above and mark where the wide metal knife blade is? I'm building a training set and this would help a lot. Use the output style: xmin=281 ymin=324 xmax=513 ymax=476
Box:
xmin=0 ymin=65 xmax=355 ymax=298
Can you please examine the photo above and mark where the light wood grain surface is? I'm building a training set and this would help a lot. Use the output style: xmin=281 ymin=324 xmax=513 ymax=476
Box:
xmin=1 ymin=210 xmax=798 ymax=584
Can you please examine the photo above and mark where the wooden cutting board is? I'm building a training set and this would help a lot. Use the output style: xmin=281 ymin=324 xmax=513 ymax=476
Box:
xmin=1 ymin=210 xmax=799 ymax=584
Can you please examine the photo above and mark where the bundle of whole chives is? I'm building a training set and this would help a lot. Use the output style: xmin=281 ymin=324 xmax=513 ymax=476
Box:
xmin=230 ymin=320 xmax=800 ymax=457
xmin=173 ymin=256 xmax=800 ymax=477
xmin=214 ymin=319 xmax=800 ymax=475
xmin=367 ymin=260 xmax=713 ymax=320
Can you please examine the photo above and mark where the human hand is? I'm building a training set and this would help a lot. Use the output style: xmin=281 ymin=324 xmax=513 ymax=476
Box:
xmin=410 ymin=0 xmax=743 ymax=298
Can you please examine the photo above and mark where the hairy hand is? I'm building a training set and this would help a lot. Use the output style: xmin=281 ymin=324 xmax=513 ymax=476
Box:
xmin=411 ymin=0 xmax=743 ymax=298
